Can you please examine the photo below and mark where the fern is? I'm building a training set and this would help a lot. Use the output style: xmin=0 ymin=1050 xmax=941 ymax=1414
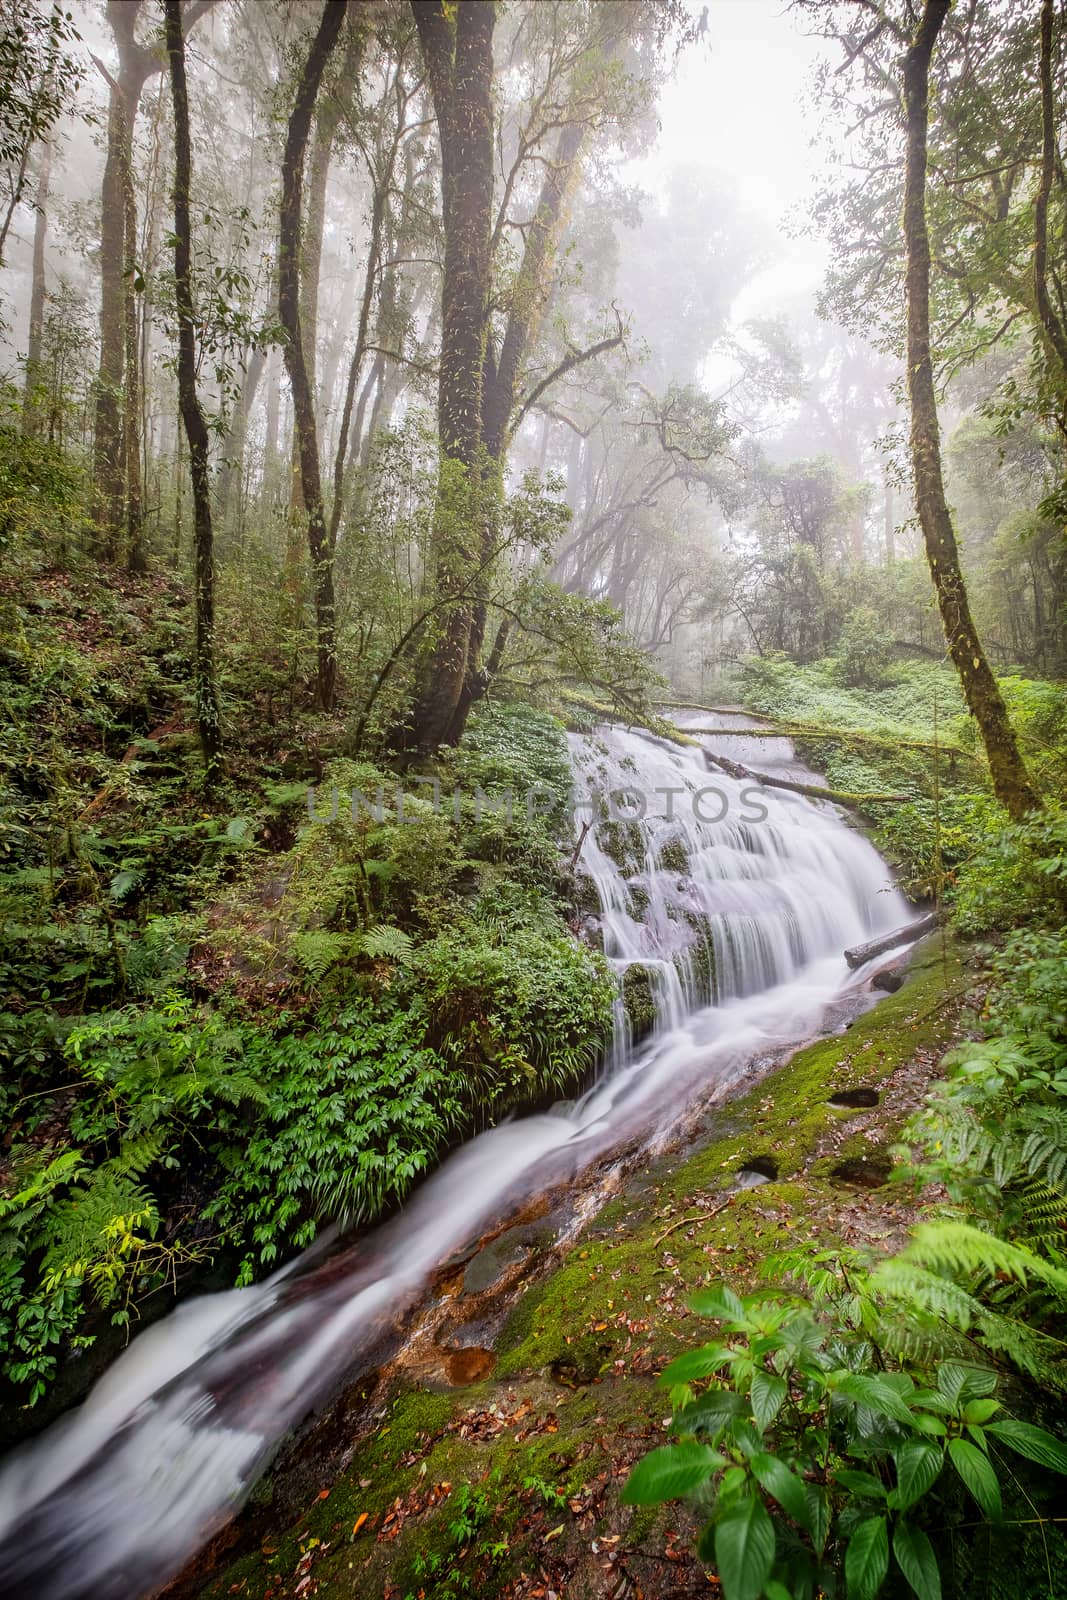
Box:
xmin=360 ymin=923 xmax=414 ymax=965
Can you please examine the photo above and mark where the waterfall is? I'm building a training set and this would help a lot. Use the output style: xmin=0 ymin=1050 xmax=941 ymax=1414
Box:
xmin=0 ymin=716 xmax=912 ymax=1600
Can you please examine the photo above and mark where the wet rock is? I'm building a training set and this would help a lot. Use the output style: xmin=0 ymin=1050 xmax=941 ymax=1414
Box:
xmin=442 ymin=1345 xmax=495 ymax=1385
xmin=658 ymin=835 xmax=690 ymax=874
xmin=621 ymin=963 xmax=657 ymax=1043
xmin=828 ymin=1087 xmax=879 ymax=1109
xmin=462 ymin=1226 xmax=540 ymax=1296
xmin=736 ymin=1155 xmax=778 ymax=1185
xmin=579 ymin=914 xmax=603 ymax=952
xmin=871 ymin=967 xmax=905 ymax=993
xmin=830 ymin=1155 xmax=892 ymax=1188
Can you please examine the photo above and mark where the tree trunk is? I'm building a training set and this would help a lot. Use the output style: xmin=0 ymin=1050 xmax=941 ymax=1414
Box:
xmin=21 ymin=136 xmax=52 ymax=437
xmin=165 ymin=0 xmax=222 ymax=780
xmin=1033 ymin=0 xmax=1067 ymax=394
xmin=902 ymin=0 xmax=1039 ymax=819
xmin=93 ymin=73 xmax=129 ymax=558
xmin=123 ymin=141 xmax=146 ymax=572
xmin=408 ymin=0 xmax=495 ymax=752
xmin=278 ymin=0 xmax=347 ymax=711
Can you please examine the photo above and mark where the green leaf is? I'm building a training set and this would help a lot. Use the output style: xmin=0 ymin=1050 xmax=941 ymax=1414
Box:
xmin=690 ymin=1284 xmax=747 ymax=1321
xmin=891 ymin=1440 xmax=943 ymax=1510
xmin=714 ymin=1495 xmax=776 ymax=1600
xmin=751 ymin=1371 xmax=788 ymax=1430
xmin=937 ymin=1362 xmax=996 ymax=1406
xmin=893 ymin=1521 xmax=941 ymax=1600
xmin=674 ymin=1389 xmax=748 ymax=1435
xmin=751 ymin=1451 xmax=812 ymax=1533
xmin=987 ymin=1420 xmax=1067 ymax=1474
xmin=947 ymin=1437 xmax=1002 ymax=1519
xmin=845 ymin=1515 xmax=888 ymax=1600
xmin=832 ymin=1372 xmax=917 ymax=1426
xmin=834 ymin=1467 xmax=888 ymax=1500
xmin=621 ymin=1442 xmax=719 ymax=1505
xmin=661 ymin=1345 xmax=731 ymax=1384
xmin=108 ymin=868 xmax=140 ymax=900
xmin=805 ymin=1482 xmax=831 ymax=1555
xmin=962 ymin=1398 xmax=1000 ymax=1426
xmin=765 ymin=1584 xmax=793 ymax=1600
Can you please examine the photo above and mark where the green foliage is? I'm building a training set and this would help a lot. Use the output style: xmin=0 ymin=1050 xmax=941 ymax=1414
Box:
xmin=833 ymin=606 xmax=893 ymax=689
xmin=0 ymin=996 xmax=259 ymax=1402
xmin=206 ymin=1001 xmax=464 ymax=1280
xmin=0 ymin=409 xmax=83 ymax=550
xmin=623 ymin=1280 xmax=1067 ymax=1600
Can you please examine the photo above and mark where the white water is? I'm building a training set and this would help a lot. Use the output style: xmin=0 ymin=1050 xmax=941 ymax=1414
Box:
xmin=0 ymin=717 xmax=912 ymax=1599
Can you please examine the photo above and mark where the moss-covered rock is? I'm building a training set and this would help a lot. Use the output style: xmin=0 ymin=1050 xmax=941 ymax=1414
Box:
xmin=597 ymin=817 xmax=644 ymax=873
xmin=621 ymin=962 xmax=658 ymax=1041
xmin=657 ymin=834 xmax=690 ymax=874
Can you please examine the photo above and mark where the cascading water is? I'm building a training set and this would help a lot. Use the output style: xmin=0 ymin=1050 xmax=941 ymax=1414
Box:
xmin=0 ymin=715 xmax=914 ymax=1600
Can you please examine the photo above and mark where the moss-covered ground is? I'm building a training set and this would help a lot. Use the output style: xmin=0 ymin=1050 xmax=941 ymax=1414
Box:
xmin=199 ymin=937 xmax=968 ymax=1600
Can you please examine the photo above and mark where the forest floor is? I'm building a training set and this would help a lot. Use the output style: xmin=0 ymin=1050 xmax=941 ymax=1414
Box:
xmin=185 ymin=936 xmax=976 ymax=1600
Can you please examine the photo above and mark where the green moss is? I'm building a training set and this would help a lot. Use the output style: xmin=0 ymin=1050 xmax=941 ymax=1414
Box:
xmin=202 ymin=936 xmax=966 ymax=1600
xmin=597 ymin=817 xmax=644 ymax=873
xmin=622 ymin=962 xmax=657 ymax=1041
xmin=658 ymin=835 xmax=690 ymax=874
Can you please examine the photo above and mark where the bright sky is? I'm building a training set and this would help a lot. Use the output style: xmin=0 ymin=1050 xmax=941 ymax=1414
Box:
xmin=648 ymin=0 xmax=834 ymax=322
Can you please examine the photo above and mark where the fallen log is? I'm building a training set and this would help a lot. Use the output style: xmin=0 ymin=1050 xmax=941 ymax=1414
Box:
xmin=844 ymin=911 xmax=939 ymax=969
xmin=685 ymin=723 xmax=981 ymax=764
xmin=702 ymin=749 xmax=909 ymax=806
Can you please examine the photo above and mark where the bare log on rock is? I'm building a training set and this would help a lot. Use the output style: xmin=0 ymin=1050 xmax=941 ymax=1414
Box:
xmin=844 ymin=912 xmax=939 ymax=970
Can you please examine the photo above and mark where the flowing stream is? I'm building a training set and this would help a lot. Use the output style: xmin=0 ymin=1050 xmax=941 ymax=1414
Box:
xmin=0 ymin=715 xmax=913 ymax=1599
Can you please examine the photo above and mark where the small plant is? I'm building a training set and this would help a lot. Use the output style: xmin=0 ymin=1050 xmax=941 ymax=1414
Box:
xmin=623 ymin=1282 xmax=1067 ymax=1600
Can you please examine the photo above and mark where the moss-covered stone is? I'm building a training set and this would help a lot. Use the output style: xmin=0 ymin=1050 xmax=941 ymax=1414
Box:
xmin=622 ymin=962 xmax=657 ymax=1041
xmin=658 ymin=834 xmax=690 ymax=874
xmin=597 ymin=817 xmax=644 ymax=873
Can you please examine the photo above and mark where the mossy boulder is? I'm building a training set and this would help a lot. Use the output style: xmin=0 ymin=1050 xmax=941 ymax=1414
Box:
xmin=597 ymin=818 xmax=644 ymax=873
xmin=658 ymin=834 xmax=690 ymax=874
xmin=622 ymin=962 xmax=658 ymax=1042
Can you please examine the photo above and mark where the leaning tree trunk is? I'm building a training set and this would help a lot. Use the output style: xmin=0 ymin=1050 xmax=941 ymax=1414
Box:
xmin=408 ymin=0 xmax=496 ymax=753
xmin=902 ymin=0 xmax=1039 ymax=819
xmin=165 ymin=0 xmax=222 ymax=780
xmin=278 ymin=0 xmax=347 ymax=711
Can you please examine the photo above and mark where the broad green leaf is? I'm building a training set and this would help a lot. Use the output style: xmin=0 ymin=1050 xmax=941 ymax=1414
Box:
xmin=987 ymin=1419 xmax=1067 ymax=1474
xmin=765 ymin=1584 xmax=793 ymax=1600
xmin=751 ymin=1371 xmax=788 ymax=1430
xmin=661 ymin=1345 xmax=731 ymax=1384
xmin=751 ymin=1451 xmax=812 ymax=1532
xmin=911 ymin=1413 xmax=948 ymax=1438
xmin=893 ymin=1521 xmax=942 ymax=1600
xmin=845 ymin=1515 xmax=888 ymax=1600
xmin=948 ymin=1437 xmax=1002 ymax=1519
xmin=937 ymin=1362 xmax=996 ymax=1406
xmin=891 ymin=1440 xmax=943 ymax=1510
xmin=805 ymin=1482 xmax=831 ymax=1555
xmin=834 ymin=1467 xmax=888 ymax=1500
xmin=674 ymin=1390 xmax=748 ymax=1435
xmin=621 ymin=1442 xmax=719 ymax=1505
xmin=832 ymin=1372 xmax=916 ymax=1426
xmin=690 ymin=1284 xmax=747 ymax=1322
xmin=962 ymin=1398 xmax=1000 ymax=1426
xmin=714 ymin=1495 xmax=776 ymax=1600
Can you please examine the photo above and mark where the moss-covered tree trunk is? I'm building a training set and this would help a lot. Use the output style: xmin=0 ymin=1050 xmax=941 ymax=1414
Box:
xmin=165 ymin=0 xmax=222 ymax=780
xmin=902 ymin=0 xmax=1040 ymax=820
xmin=278 ymin=0 xmax=348 ymax=711
xmin=409 ymin=0 xmax=495 ymax=753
